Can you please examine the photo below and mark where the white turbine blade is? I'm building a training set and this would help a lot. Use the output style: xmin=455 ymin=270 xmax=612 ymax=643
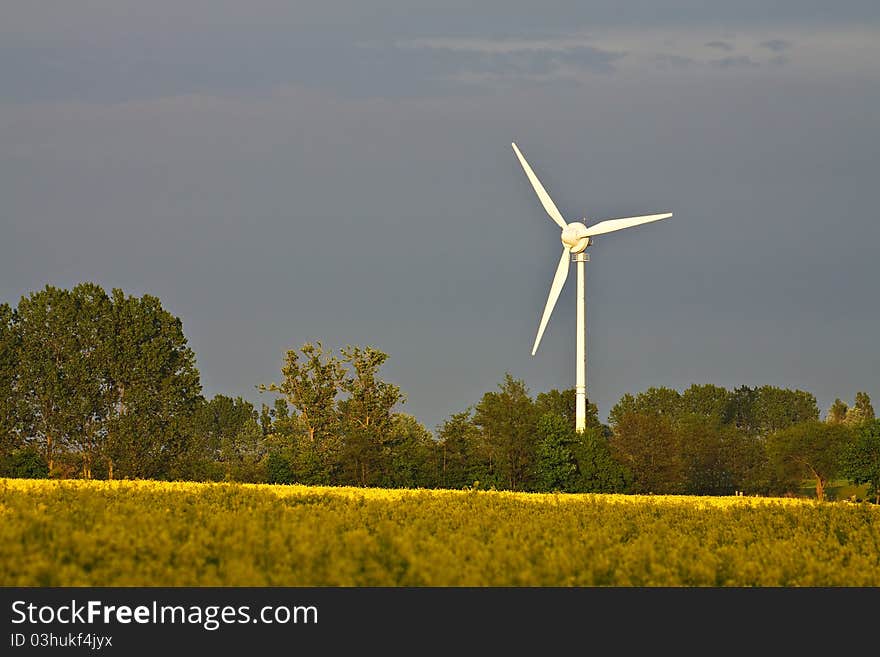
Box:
xmin=512 ymin=142 xmax=567 ymax=229
xmin=583 ymin=212 xmax=672 ymax=237
xmin=532 ymin=247 xmax=571 ymax=355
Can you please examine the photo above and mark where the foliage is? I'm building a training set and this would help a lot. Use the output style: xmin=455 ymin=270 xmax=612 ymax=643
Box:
xmin=259 ymin=342 xmax=344 ymax=446
xmin=10 ymin=284 xmax=202 ymax=480
xmin=4 ymin=478 xmax=880 ymax=586
xmin=533 ymin=413 xmax=577 ymax=492
xmin=473 ymin=374 xmax=538 ymax=491
xmin=0 ymin=446 xmax=48 ymax=479
xmin=0 ymin=303 xmax=20 ymax=455
xmin=844 ymin=392 xmax=875 ymax=427
xmin=571 ymin=427 xmax=632 ymax=493
xmin=839 ymin=419 xmax=880 ymax=503
xmin=436 ymin=410 xmax=481 ymax=489
xmin=608 ymin=386 xmax=682 ymax=427
xmin=766 ymin=421 xmax=854 ymax=501
xmin=826 ymin=398 xmax=849 ymax=424
xmin=680 ymin=384 xmax=731 ymax=421
xmin=382 ymin=413 xmax=436 ymax=489
xmin=104 ymin=289 xmax=202 ymax=480
xmin=609 ymin=411 xmax=683 ymax=494
xmin=751 ymin=385 xmax=819 ymax=436
xmin=534 ymin=388 xmax=604 ymax=434
xmin=338 ymin=345 xmax=405 ymax=487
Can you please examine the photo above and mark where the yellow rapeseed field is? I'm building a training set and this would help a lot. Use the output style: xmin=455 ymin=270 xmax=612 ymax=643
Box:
xmin=2 ymin=478 xmax=879 ymax=586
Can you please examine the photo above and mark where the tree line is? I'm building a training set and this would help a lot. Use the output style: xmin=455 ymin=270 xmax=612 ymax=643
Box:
xmin=1 ymin=283 xmax=879 ymax=502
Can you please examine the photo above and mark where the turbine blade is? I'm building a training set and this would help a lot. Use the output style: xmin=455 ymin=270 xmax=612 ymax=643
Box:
xmin=512 ymin=142 xmax=567 ymax=229
xmin=532 ymin=247 xmax=571 ymax=355
xmin=583 ymin=212 xmax=672 ymax=237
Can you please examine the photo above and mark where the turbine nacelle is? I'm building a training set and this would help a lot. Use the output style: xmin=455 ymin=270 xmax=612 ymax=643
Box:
xmin=561 ymin=221 xmax=590 ymax=253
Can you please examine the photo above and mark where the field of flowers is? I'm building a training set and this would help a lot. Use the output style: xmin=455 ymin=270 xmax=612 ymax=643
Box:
xmin=2 ymin=478 xmax=879 ymax=586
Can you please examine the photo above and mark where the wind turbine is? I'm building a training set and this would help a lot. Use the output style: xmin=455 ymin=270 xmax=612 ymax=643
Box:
xmin=511 ymin=142 xmax=671 ymax=432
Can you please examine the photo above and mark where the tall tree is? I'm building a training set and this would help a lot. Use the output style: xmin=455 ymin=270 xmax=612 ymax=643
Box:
xmin=338 ymin=345 xmax=405 ymax=486
xmin=436 ymin=410 xmax=481 ymax=489
xmin=218 ymin=416 xmax=266 ymax=482
xmin=723 ymin=385 xmax=760 ymax=435
xmin=473 ymin=374 xmax=538 ymax=491
xmin=105 ymin=289 xmax=202 ymax=479
xmin=608 ymin=386 xmax=682 ymax=428
xmin=844 ymin=392 xmax=875 ymax=427
xmin=535 ymin=388 xmax=603 ymax=434
xmin=533 ymin=413 xmax=577 ymax=492
xmin=609 ymin=411 xmax=683 ymax=494
xmin=571 ymin=427 xmax=632 ymax=493
xmin=0 ymin=303 xmax=20 ymax=456
xmin=680 ymin=384 xmax=731 ymax=421
xmin=13 ymin=284 xmax=202 ymax=480
xmin=260 ymin=341 xmax=344 ymax=447
xmin=192 ymin=395 xmax=258 ymax=468
xmin=839 ymin=419 xmax=880 ymax=503
xmin=63 ymin=283 xmax=115 ymax=479
xmin=15 ymin=284 xmax=112 ymax=476
xmin=766 ymin=420 xmax=853 ymax=501
xmin=826 ymin=398 xmax=849 ymax=424
xmin=676 ymin=414 xmax=756 ymax=495
xmin=384 ymin=413 xmax=436 ymax=488
xmin=752 ymin=386 xmax=819 ymax=436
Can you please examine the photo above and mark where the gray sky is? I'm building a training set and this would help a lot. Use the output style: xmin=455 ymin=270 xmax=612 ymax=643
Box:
xmin=2 ymin=1 xmax=879 ymax=433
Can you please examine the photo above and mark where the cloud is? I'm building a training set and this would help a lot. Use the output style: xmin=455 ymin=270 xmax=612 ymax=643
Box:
xmin=710 ymin=56 xmax=760 ymax=69
xmin=406 ymin=43 xmax=625 ymax=81
xmin=652 ymin=54 xmax=695 ymax=70
xmin=760 ymin=39 xmax=792 ymax=52
xmin=705 ymin=41 xmax=734 ymax=52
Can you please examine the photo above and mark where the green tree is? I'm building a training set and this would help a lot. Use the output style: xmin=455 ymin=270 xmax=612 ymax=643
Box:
xmin=609 ymin=411 xmax=683 ymax=494
xmin=105 ymin=289 xmax=202 ymax=479
xmin=571 ymin=427 xmax=632 ymax=493
xmin=533 ymin=413 xmax=577 ymax=492
xmin=193 ymin=395 xmax=257 ymax=461
xmin=753 ymin=385 xmax=819 ymax=436
xmin=15 ymin=284 xmax=113 ymax=477
xmin=680 ymin=384 xmax=731 ymax=421
xmin=0 ymin=445 xmax=48 ymax=478
xmin=766 ymin=420 xmax=853 ymax=501
xmin=608 ymin=386 xmax=682 ymax=428
xmin=437 ymin=410 xmax=481 ymax=489
xmin=839 ymin=419 xmax=880 ymax=503
xmin=844 ymin=392 xmax=875 ymax=427
xmin=826 ymin=398 xmax=849 ymax=424
xmin=260 ymin=342 xmax=344 ymax=467
xmin=0 ymin=303 xmax=21 ymax=457
xmin=384 ymin=413 xmax=436 ymax=488
xmin=676 ymin=414 xmax=761 ymax=495
xmin=13 ymin=284 xmax=203 ymax=481
xmin=473 ymin=374 xmax=538 ymax=491
xmin=338 ymin=345 xmax=405 ymax=486
xmin=535 ymin=388 xmax=604 ymax=434
xmin=264 ymin=446 xmax=295 ymax=484
xmin=219 ymin=416 xmax=266 ymax=482
xmin=723 ymin=385 xmax=760 ymax=435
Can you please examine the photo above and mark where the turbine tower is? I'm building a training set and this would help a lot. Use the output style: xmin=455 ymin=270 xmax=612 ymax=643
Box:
xmin=511 ymin=142 xmax=672 ymax=432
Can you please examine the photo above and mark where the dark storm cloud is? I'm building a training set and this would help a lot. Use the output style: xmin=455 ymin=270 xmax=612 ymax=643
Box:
xmin=0 ymin=38 xmax=623 ymax=104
